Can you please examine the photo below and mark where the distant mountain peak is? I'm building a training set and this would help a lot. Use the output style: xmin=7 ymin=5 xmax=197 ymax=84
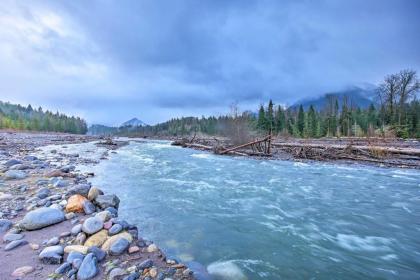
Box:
xmin=120 ymin=118 xmax=147 ymax=127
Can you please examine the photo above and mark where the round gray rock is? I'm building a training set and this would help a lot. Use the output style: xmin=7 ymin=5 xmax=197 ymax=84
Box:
xmin=21 ymin=207 xmax=65 ymax=230
xmin=82 ymin=217 xmax=103 ymax=235
xmin=77 ymin=253 xmax=99 ymax=280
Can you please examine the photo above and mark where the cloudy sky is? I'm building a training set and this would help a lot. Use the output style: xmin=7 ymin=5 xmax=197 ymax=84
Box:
xmin=0 ymin=0 xmax=419 ymax=125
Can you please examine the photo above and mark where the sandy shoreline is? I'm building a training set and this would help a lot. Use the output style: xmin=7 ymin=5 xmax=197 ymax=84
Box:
xmin=0 ymin=131 xmax=197 ymax=280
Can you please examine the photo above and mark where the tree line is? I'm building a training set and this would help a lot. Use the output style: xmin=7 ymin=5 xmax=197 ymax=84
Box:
xmin=0 ymin=101 xmax=88 ymax=134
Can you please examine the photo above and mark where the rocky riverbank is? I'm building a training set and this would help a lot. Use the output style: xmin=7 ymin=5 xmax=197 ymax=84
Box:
xmin=0 ymin=131 xmax=195 ymax=280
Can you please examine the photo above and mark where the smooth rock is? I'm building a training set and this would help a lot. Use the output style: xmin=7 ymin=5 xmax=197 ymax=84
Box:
xmin=37 ymin=187 xmax=51 ymax=199
xmin=64 ymin=245 xmax=89 ymax=255
xmin=94 ymin=194 xmax=120 ymax=209
xmin=147 ymin=244 xmax=158 ymax=253
xmin=76 ymin=232 xmax=87 ymax=245
xmin=53 ymin=179 xmax=70 ymax=188
xmin=84 ymin=229 xmax=108 ymax=247
xmin=66 ymin=194 xmax=88 ymax=213
xmin=109 ymin=268 xmax=127 ymax=280
xmin=4 ymin=239 xmax=28 ymax=251
xmin=55 ymin=262 xmax=72 ymax=274
xmin=3 ymin=233 xmax=24 ymax=242
xmin=5 ymin=159 xmax=22 ymax=167
xmin=105 ymin=207 xmax=118 ymax=217
xmin=0 ymin=219 xmax=12 ymax=233
xmin=149 ymin=268 xmax=158 ymax=278
xmin=103 ymin=220 xmax=113 ymax=229
xmin=109 ymin=224 xmax=123 ymax=236
xmin=39 ymin=245 xmax=64 ymax=264
xmin=95 ymin=210 xmax=111 ymax=222
xmin=77 ymin=253 xmax=98 ymax=280
xmin=29 ymin=243 xmax=39 ymax=250
xmin=72 ymin=258 xmax=83 ymax=269
xmin=87 ymin=187 xmax=103 ymax=201
xmin=67 ymin=184 xmax=91 ymax=197
xmin=128 ymin=246 xmax=140 ymax=254
xmin=0 ymin=193 xmax=13 ymax=201
xmin=67 ymin=251 xmax=85 ymax=263
xmin=82 ymin=217 xmax=103 ymax=234
xmin=109 ymin=238 xmax=130 ymax=255
xmin=83 ymin=200 xmax=96 ymax=215
xmin=137 ymin=259 xmax=153 ymax=270
xmin=71 ymin=224 xmax=82 ymax=236
xmin=101 ymin=231 xmax=133 ymax=251
xmin=4 ymin=170 xmax=27 ymax=180
xmin=11 ymin=266 xmax=34 ymax=277
xmin=47 ymin=236 xmax=60 ymax=246
xmin=21 ymin=207 xmax=65 ymax=230
xmin=123 ymin=272 xmax=140 ymax=280
xmin=87 ymin=246 xmax=106 ymax=262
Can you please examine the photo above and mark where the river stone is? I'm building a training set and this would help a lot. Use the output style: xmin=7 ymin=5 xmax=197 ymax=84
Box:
xmin=64 ymin=245 xmax=89 ymax=254
xmin=71 ymin=224 xmax=82 ymax=236
xmin=37 ymin=187 xmax=51 ymax=199
xmin=67 ymin=184 xmax=91 ymax=197
xmin=60 ymin=165 xmax=75 ymax=173
xmin=66 ymin=194 xmax=88 ymax=213
xmin=84 ymin=229 xmax=108 ymax=247
xmin=101 ymin=231 xmax=133 ymax=251
xmin=24 ymin=155 xmax=38 ymax=161
xmin=76 ymin=232 xmax=87 ymax=244
xmin=109 ymin=268 xmax=127 ymax=280
xmin=109 ymin=238 xmax=130 ymax=255
xmin=47 ymin=236 xmax=60 ymax=246
xmin=123 ymin=272 xmax=140 ymax=280
xmin=87 ymin=187 xmax=103 ymax=201
xmin=5 ymin=159 xmax=22 ymax=167
xmin=67 ymin=251 xmax=85 ymax=263
xmin=0 ymin=219 xmax=12 ymax=233
xmin=4 ymin=170 xmax=27 ymax=180
xmin=137 ymin=259 xmax=153 ymax=270
xmin=147 ymin=244 xmax=158 ymax=253
xmin=55 ymin=262 xmax=72 ymax=274
xmin=82 ymin=217 xmax=103 ymax=234
xmin=77 ymin=253 xmax=99 ymax=280
xmin=105 ymin=207 xmax=118 ymax=217
xmin=39 ymin=245 xmax=64 ymax=264
xmin=0 ymin=192 xmax=13 ymax=201
xmin=109 ymin=224 xmax=123 ymax=236
xmin=21 ymin=207 xmax=65 ymax=230
xmin=83 ymin=200 xmax=96 ymax=215
xmin=53 ymin=179 xmax=70 ymax=188
xmin=72 ymin=258 xmax=83 ymax=269
xmin=4 ymin=239 xmax=28 ymax=251
xmin=95 ymin=210 xmax=111 ymax=222
xmin=94 ymin=194 xmax=120 ymax=209
xmin=11 ymin=266 xmax=34 ymax=277
xmin=87 ymin=246 xmax=106 ymax=262
xmin=3 ymin=233 xmax=24 ymax=242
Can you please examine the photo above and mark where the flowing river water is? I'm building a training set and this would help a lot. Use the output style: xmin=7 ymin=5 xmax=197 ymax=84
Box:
xmin=58 ymin=140 xmax=419 ymax=279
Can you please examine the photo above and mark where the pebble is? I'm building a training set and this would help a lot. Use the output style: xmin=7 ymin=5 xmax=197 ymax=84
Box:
xmin=67 ymin=251 xmax=85 ymax=263
xmin=103 ymin=220 xmax=113 ymax=229
xmin=39 ymin=245 xmax=64 ymax=264
xmin=83 ymin=200 xmax=96 ymax=215
xmin=149 ymin=267 xmax=158 ymax=278
xmin=4 ymin=170 xmax=27 ymax=180
xmin=137 ymin=259 xmax=153 ymax=270
xmin=94 ymin=194 xmax=120 ymax=209
xmin=77 ymin=253 xmax=99 ymax=280
xmin=64 ymin=245 xmax=89 ymax=254
xmin=72 ymin=258 xmax=83 ymax=269
xmin=71 ymin=224 xmax=82 ymax=235
xmin=87 ymin=246 xmax=106 ymax=262
xmin=66 ymin=212 xmax=76 ymax=220
xmin=60 ymin=231 xmax=71 ymax=238
xmin=0 ymin=218 xmax=12 ymax=233
xmin=109 ymin=238 xmax=130 ymax=255
xmin=37 ymin=187 xmax=51 ymax=199
xmin=5 ymin=159 xmax=22 ymax=167
xmin=109 ymin=268 xmax=127 ymax=280
xmin=109 ymin=224 xmax=123 ymax=235
xmin=29 ymin=243 xmax=40 ymax=250
xmin=84 ymin=229 xmax=108 ymax=247
xmin=55 ymin=262 xmax=72 ymax=274
xmin=82 ymin=216 xmax=103 ymax=234
xmin=76 ymin=232 xmax=87 ymax=244
xmin=3 ymin=233 xmax=24 ymax=242
xmin=95 ymin=210 xmax=111 ymax=222
xmin=128 ymin=246 xmax=140 ymax=254
xmin=147 ymin=244 xmax=158 ymax=253
xmin=4 ymin=239 xmax=28 ymax=251
xmin=123 ymin=272 xmax=140 ymax=280
xmin=21 ymin=207 xmax=65 ymax=230
xmin=47 ymin=236 xmax=60 ymax=246
xmin=11 ymin=266 xmax=34 ymax=277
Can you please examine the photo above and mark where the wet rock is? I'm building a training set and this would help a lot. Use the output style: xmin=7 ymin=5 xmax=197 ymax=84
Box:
xmin=95 ymin=210 xmax=111 ymax=222
xmin=0 ymin=219 xmax=12 ymax=233
xmin=77 ymin=253 xmax=99 ymax=280
xmin=94 ymin=194 xmax=120 ymax=209
xmin=109 ymin=268 xmax=127 ymax=280
xmin=147 ymin=244 xmax=158 ymax=253
xmin=67 ymin=251 xmax=85 ymax=263
xmin=84 ymin=229 xmax=108 ymax=247
xmin=83 ymin=200 xmax=96 ymax=215
xmin=66 ymin=194 xmax=88 ymax=213
xmin=64 ymin=245 xmax=89 ymax=254
xmin=71 ymin=224 xmax=82 ymax=236
xmin=87 ymin=187 xmax=103 ymax=201
xmin=53 ymin=179 xmax=70 ymax=188
xmin=87 ymin=246 xmax=106 ymax=262
xmin=82 ymin=216 xmax=103 ymax=234
xmin=5 ymin=159 xmax=22 ymax=167
xmin=21 ymin=207 xmax=65 ymax=230
xmin=109 ymin=238 xmax=130 ymax=255
xmin=4 ymin=239 xmax=28 ymax=251
xmin=47 ymin=236 xmax=60 ymax=246
xmin=55 ymin=262 xmax=72 ymax=274
xmin=109 ymin=224 xmax=123 ymax=236
xmin=4 ymin=170 xmax=27 ymax=180
xmin=105 ymin=207 xmax=118 ymax=217
xmin=11 ymin=266 xmax=34 ymax=277
xmin=67 ymin=184 xmax=91 ymax=197
xmin=3 ymin=233 xmax=24 ymax=242
xmin=128 ymin=246 xmax=140 ymax=254
xmin=39 ymin=245 xmax=64 ymax=264
xmin=137 ymin=259 xmax=153 ymax=270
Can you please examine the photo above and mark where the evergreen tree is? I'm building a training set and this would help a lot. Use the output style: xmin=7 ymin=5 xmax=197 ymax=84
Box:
xmin=297 ymin=105 xmax=305 ymax=136
xmin=257 ymin=105 xmax=267 ymax=131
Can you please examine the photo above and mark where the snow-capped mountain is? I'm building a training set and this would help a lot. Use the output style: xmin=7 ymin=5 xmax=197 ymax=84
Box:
xmin=120 ymin=118 xmax=147 ymax=127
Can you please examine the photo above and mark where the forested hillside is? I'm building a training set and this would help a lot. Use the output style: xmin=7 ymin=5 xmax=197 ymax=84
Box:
xmin=0 ymin=101 xmax=87 ymax=134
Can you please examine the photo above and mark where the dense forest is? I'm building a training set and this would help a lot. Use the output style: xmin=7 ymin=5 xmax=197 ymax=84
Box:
xmin=111 ymin=69 xmax=419 ymax=139
xmin=0 ymin=101 xmax=88 ymax=134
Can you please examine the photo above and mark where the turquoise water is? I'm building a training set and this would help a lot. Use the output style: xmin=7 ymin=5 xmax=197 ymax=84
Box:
xmin=85 ymin=140 xmax=420 ymax=279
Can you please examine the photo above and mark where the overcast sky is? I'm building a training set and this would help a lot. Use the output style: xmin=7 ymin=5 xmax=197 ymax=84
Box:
xmin=0 ymin=0 xmax=419 ymax=125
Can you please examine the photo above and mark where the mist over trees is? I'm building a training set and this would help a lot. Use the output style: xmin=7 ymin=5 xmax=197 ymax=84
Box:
xmin=0 ymin=101 xmax=87 ymax=134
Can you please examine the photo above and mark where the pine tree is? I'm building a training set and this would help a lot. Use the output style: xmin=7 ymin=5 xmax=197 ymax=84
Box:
xmin=297 ymin=105 xmax=305 ymax=136
xmin=257 ymin=105 xmax=267 ymax=131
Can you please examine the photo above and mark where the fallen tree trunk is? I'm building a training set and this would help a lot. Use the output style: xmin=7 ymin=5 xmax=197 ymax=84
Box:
xmin=219 ymin=136 xmax=270 ymax=155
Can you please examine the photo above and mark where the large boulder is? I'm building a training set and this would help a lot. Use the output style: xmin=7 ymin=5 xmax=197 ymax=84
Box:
xmin=21 ymin=207 xmax=65 ymax=230
xmin=4 ymin=170 xmax=27 ymax=180
xmin=94 ymin=194 xmax=120 ymax=209
xmin=66 ymin=194 xmax=88 ymax=213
